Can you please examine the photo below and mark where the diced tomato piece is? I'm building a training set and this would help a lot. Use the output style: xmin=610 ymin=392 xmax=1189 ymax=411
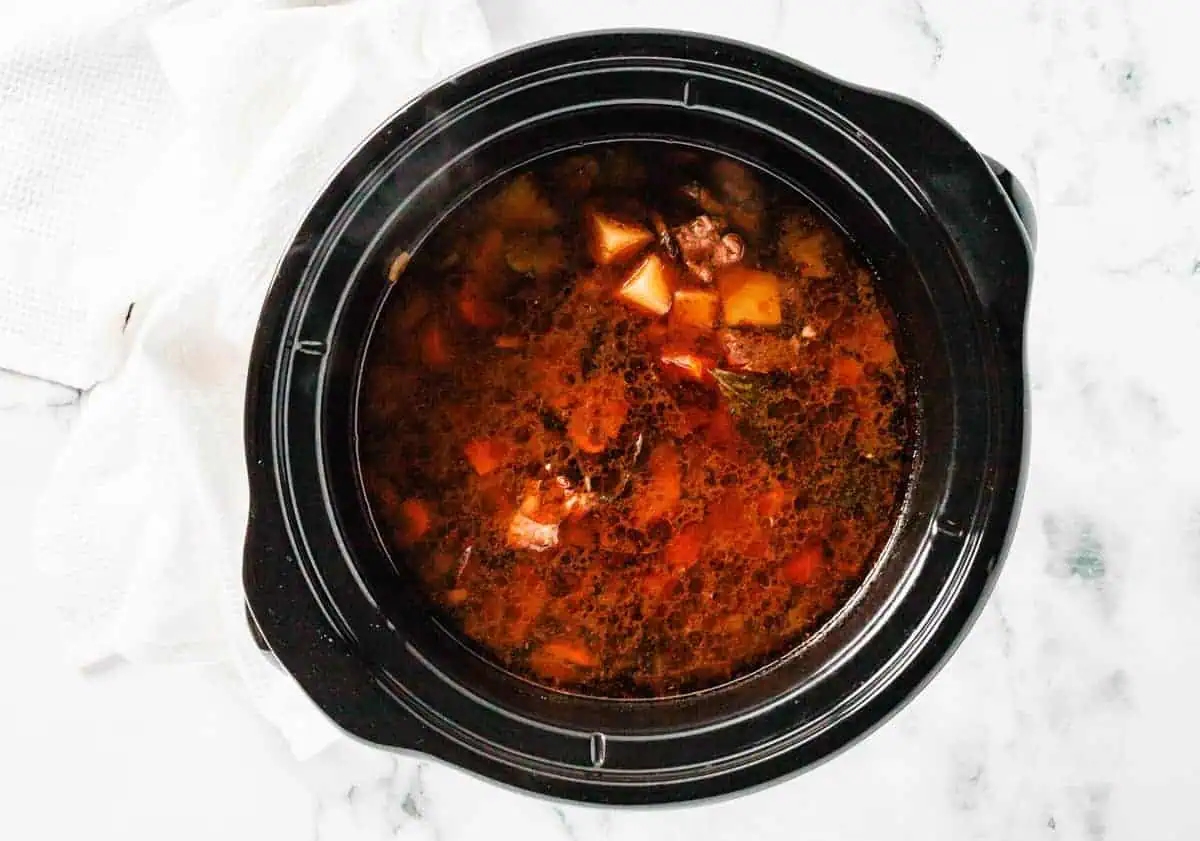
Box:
xmin=397 ymin=499 xmax=432 ymax=546
xmin=671 ymin=287 xmax=720 ymax=329
xmin=464 ymin=438 xmax=510 ymax=476
xmin=634 ymin=443 xmax=682 ymax=526
xmin=782 ymin=543 xmax=824 ymax=585
xmin=665 ymin=522 xmax=706 ymax=570
xmin=419 ymin=321 xmax=452 ymax=368
xmin=718 ymin=266 xmax=782 ymax=327
xmin=587 ymin=209 xmax=654 ymax=266
xmin=616 ymin=253 xmax=674 ymax=316
xmin=659 ymin=349 xmax=712 ymax=383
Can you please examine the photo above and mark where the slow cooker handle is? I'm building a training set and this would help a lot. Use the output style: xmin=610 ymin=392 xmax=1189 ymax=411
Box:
xmin=242 ymin=505 xmax=437 ymax=753
xmin=983 ymin=155 xmax=1037 ymax=252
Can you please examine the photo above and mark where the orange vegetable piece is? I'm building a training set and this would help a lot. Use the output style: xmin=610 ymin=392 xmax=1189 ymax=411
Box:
xmin=464 ymin=438 xmax=510 ymax=476
xmin=616 ymin=253 xmax=674 ymax=316
xmin=659 ymin=349 xmax=712 ymax=383
xmin=444 ymin=588 xmax=469 ymax=606
xmin=495 ymin=334 xmax=524 ymax=349
xmin=560 ymin=514 xmax=598 ymax=548
xmin=419 ymin=321 xmax=452 ymax=368
xmin=705 ymin=405 xmax=736 ymax=446
xmin=671 ymin=287 xmax=719 ymax=329
xmin=634 ymin=443 xmax=682 ymax=526
xmin=781 ymin=231 xmax=831 ymax=277
xmin=665 ymin=522 xmax=706 ymax=570
xmin=458 ymin=280 xmax=506 ymax=329
xmin=718 ymin=266 xmax=782 ymax=327
xmin=640 ymin=570 xmax=676 ymax=599
xmin=832 ymin=356 xmax=865 ymax=387
xmin=587 ymin=209 xmax=654 ymax=265
xmin=397 ymin=499 xmax=432 ymax=546
xmin=485 ymin=173 xmax=559 ymax=230
xmin=783 ymin=542 xmax=824 ymax=585
xmin=567 ymin=375 xmax=629 ymax=453
xmin=757 ymin=481 xmax=789 ymax=518
xmin=848 ymin=310 xmax=898 ymax=366
xmin=468 ymin=227 xmax=506 ymax=280
xmin=707 ymin=490 xmax=747 ymax=535
xmin=540 ymin=640 xmax=597 ymax=667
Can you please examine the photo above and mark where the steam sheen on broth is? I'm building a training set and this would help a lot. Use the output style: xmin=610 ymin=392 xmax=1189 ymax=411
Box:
xmin=359 ymin=145 xmax=912 ymax=697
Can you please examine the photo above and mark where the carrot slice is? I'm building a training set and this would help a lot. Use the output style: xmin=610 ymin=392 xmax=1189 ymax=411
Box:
xmin=419 ymin=321 xmax=452 ymax=368
xmin=718 ymin=266 xmax=782 ymax=327
xmin=397 ymin=499 xmax=432 ymax=546
xmin=464 ymin=438 xmax=510 ymax=476
xmin=633 ymin=443 xmax=682 ymax=526
xmin=587 ymin=209 xmax=654 ymax=265
xmin=782 ymin=543 xmax=824 ymax=585
xmin=757 ymin=481 xmax=789 ymax=518
xmin=540 ymin=640 xmax=597 ymax=667
xmin=457 ymin=280 xmax=506 ymax=329
xmin=832 ymin=356 xmax=865 ymax=387
xmin=616 ymin=253 xmax=674 ymax=316
xmin=705 ymin=405 xmax=736 ymax=446
xmin=670 ymin=287 xmax=719 ymax=329
xmin=665 ymin=522 xmax=706 ymax=570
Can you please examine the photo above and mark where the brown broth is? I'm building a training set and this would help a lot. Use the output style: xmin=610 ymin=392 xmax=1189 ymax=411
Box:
xmin=359 ymin=145 xmax=912 ymax=697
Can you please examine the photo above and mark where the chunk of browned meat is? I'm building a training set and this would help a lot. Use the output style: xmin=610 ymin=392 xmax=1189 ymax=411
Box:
xmin=719 ymin=329 xmax=802 ymax=373
xmin=711 ymin=160 xmax=765 ymax=237
xmin=672 ymin=215 xmax=744 ymax=284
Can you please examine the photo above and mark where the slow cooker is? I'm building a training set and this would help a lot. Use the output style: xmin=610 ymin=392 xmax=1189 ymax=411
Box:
xmin=243 ymin=30 xmax=1034 ymax=805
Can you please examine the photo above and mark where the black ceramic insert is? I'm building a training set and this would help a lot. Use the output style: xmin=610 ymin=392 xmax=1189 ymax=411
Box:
xmin=243 ymin=30 xmax=1034 ymax=806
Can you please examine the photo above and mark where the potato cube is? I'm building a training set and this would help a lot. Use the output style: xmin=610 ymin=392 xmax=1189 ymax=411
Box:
xmin=616 ymin=253 xmax=673 ymax=316
xmin=718 ymin=266 xmax=782 ymax=327
xmin=486 ymin=174 xmax=559 ymax=230
xmin=587 ymin=209 xmax=653 ymax=266
xmin=670 ymin=288 xmax=719 ymax=329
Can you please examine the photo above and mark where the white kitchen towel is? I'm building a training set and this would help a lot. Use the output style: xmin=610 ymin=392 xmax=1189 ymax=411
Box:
xmin=32 ymin=0 xmax=491 ymax=758
xmin=0 ymin=0 xmax=183 ymax=389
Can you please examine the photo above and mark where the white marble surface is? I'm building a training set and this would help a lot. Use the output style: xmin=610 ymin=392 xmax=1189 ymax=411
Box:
xmin=5 ymin=0 xmax=1200 ymax=838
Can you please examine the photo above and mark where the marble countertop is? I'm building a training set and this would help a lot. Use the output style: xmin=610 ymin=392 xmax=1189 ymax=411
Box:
xmin=4 ymin=0 xmax=1200 ymax=838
